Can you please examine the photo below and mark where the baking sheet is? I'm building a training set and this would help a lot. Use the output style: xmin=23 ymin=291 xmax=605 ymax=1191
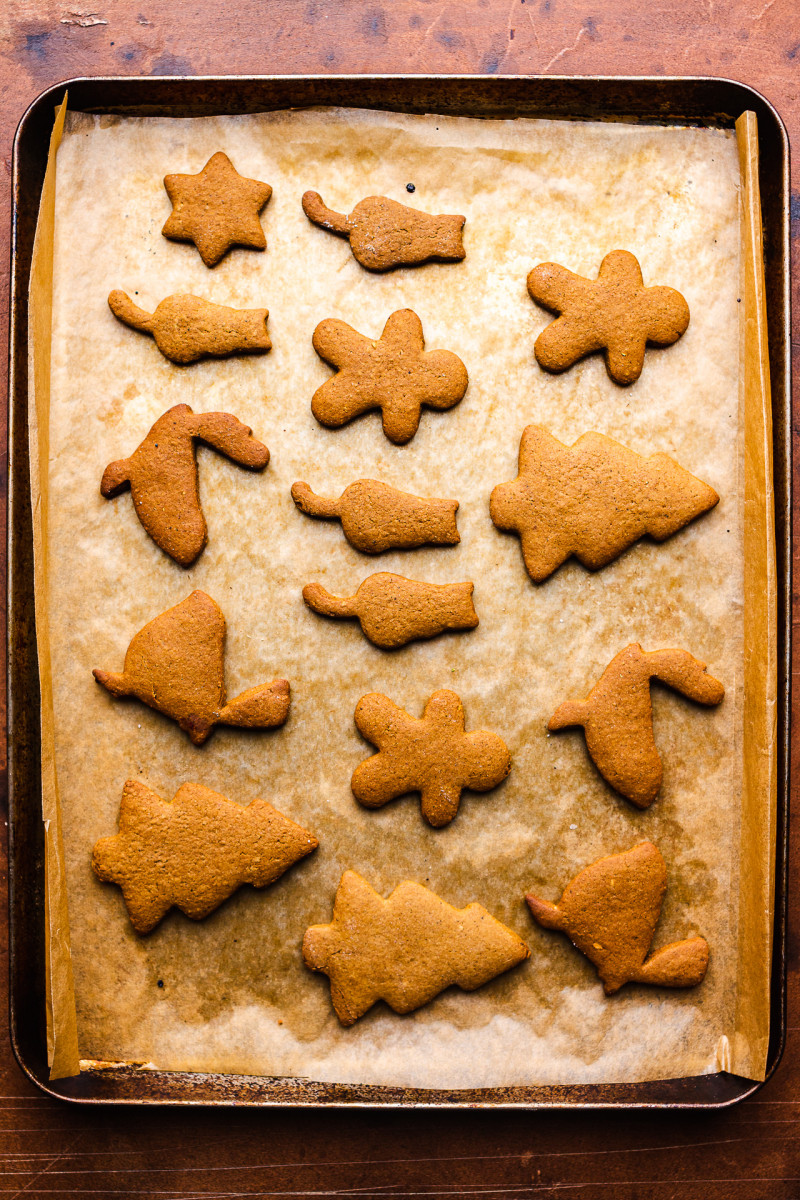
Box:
xmin=30 ymin=104 xmax=773 ymax=1085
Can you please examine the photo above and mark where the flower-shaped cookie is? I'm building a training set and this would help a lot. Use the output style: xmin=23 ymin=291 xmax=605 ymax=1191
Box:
xmin=527 ymin=250 xmax=689 ymax=384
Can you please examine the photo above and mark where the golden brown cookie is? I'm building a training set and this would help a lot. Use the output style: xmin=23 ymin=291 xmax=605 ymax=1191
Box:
xmin=351 ymin=690 xmax=511 ymax=827
xmin=291 ymin=479 xmax=460 ymax=554
xmin=162 ymin=151 xmax=273 ymax=268
xmin=526 ymin=842 xmax=709 ymax=995
xmin=108 ymin=290 xmax=271 ymax=365
xmin=93 ymin=590 xmax=290 ymax=745
xmin=302 ymin=191 xmax=466 ymax=271
xmin=527 ymin=250 xmax=690 ymax=384
xmin=101 ymin=404 xmax=270 ymax=566
xmin=548 ymin=644 xmax=725 ymax=808
xmin=93 ymin=780 xmax=318 ymax=934
xmin=489 ymin=426 xmax=719 ymax=582
xmin=302 ymin=573 xmax=478 ymax=649
xmin=303 ymin=870 xmax=529 ymax=1025
xmin=311 ymin=309 xmax=468 ymax=445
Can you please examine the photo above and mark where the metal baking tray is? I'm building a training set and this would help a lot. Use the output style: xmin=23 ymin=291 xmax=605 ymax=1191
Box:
xmin=8 ymin=74 xmax=791 ymax=1108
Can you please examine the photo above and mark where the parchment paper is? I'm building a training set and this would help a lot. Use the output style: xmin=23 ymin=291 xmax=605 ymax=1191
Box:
xmin=31 ymin=104 xmax=774 ymax=1085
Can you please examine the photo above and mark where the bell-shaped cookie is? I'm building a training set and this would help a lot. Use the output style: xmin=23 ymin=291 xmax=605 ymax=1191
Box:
xmin=108 ymin=290 xmax=270 ymax=364
xmin=291 ymin=479 xmax=459 ymax=554
xmin=302 ymin=191 xmax=465 ymax=271
xmin=302 ymin=573 xmax=478 ymax=649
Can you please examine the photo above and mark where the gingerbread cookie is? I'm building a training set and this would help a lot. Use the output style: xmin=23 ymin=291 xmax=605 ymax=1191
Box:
xmin=527 ymin=250 xmax=690 ymax=384
xmin=291 ymin=479 xmax=460 ymax=554
xmin=162 ymin=151 xmax=272 ymax=267
xmin=548 ymin=644 xmax=724 ymax=808
xmin=526 ymin=842 xmax=709 ymax=995
xmin=101 ymin=404 xmax=269 ymax=566
xmin=93 ymin=780 xmax=317 ymax=934
xmin=302 ymin=573 xmax=478 ymax=649
xmin=93 ymin=590 xmax=290 ymax=745
xmin=301 ymin=191 xmax=466 ymax=271
xmin=311 ymin=309 xmax=468 ymax=445
xmin=303 ymin=870 xmax=529 ymax=1025
xmin=108 ymin=290 xmax=271 ymax=364
xmin=490 ymin=426 xmax=719 ymax=582
xmin=351 ymin=690 xmax=510 ymax=827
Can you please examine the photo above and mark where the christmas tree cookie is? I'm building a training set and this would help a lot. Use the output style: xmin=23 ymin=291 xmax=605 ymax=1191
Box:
xmin=304 ymin=871 xmax=529 ymax=1025
xmin=93 ymin=780 xmax=317 ymax=933
xmin=490 ymin=426 xmax=718 ymax=582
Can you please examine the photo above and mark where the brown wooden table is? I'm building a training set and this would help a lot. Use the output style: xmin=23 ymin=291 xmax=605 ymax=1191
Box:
xmin=0 ymin=2 xmax=797 ymax=1195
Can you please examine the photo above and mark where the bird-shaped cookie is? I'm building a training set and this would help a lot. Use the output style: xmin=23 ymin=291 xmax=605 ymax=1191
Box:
xmin=101 ymin=404 xmax=269 ymax=566
xmin=548 ymin=644 xmax=724 ymax=808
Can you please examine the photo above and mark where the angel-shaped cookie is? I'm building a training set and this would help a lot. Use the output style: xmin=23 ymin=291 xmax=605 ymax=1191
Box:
xmin=101 ymin=404 xmax=269 ymax=566
xmin=311 ymin=309 xmax=468 ymax=445
xmin=526 ymin=842 xmax=709 ymax=994
xmin=351 ymin=690 xmax=511 ymax=826
xmin=93 ymin=590 xmax=290 ymax=745
xmin=548 ymin=644 xmax=724 ymax=808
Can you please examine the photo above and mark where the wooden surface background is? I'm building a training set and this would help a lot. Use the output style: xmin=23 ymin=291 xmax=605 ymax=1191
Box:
xmin=0 ymin=1 xmax=798 ymax=1196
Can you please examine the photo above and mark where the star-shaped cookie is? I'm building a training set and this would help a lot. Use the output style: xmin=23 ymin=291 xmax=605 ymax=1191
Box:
xmin=162 ymin=151 xmax=273 ymax=267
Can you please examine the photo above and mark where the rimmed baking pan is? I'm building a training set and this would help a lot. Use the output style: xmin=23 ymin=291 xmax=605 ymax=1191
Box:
xmin=8 ymin=74 xmax=791 ymax=1107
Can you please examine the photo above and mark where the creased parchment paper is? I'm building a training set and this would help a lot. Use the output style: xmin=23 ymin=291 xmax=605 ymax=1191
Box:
xmin=30 ymin=105 xmax=775 ymax=1085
